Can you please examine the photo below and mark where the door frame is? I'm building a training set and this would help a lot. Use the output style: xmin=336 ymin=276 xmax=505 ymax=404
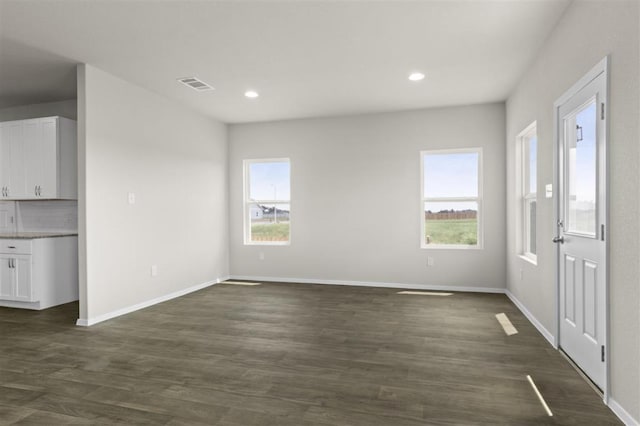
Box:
xmin=553 ymin=56 xmax=610 ymax=403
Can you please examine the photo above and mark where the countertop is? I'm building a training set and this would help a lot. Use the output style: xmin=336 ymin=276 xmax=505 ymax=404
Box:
xmin=0 ymin=232 xmax=78 ymax=239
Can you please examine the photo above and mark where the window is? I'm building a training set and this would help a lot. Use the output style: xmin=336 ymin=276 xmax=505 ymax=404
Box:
xmin=244 ymin=159 xmax=291 ymax=245
xmin=518 ymin=122 xmax=537 ymax=262
xmin=421 ymin=149 xmax=482 ymax=248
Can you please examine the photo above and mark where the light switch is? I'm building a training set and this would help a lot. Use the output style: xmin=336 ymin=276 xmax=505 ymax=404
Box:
xmin=128 ymin=192 xmax=136 ymax=204
xmin=545 ymin=184 xmax=553 ymax=198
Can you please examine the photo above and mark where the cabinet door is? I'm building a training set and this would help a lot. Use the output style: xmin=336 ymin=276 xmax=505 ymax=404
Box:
xmin=0 ymin=124 xmax=10 ymax=195
xmin=23 ymin=120 xmax=42 ymax=199
xmin=38 ymin=118 xmax=58 ymax=198
xmin=0 ymin=202 xmax=16 ymax=233
xmin=0 ymin=256 xmax=15 ymax=300
xmin=0 ymin=122 xmax=26 ymax=199
xmin=13 ymin=256 xmax=33 ymax=302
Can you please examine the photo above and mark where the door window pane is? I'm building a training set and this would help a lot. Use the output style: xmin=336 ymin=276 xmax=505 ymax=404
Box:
xmin=566 ymin=101 xmax=597 ymax=235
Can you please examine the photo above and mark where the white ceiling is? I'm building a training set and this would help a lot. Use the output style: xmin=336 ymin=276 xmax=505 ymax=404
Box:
xmin=0 ymin=0 xmax=571 ymax=123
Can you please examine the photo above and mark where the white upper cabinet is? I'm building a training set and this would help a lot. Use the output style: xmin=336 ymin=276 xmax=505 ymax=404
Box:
xmin=0 ymin=117 xmax=77 ymax=200
xmin=0 ymin=121 xmax=26 ymax=198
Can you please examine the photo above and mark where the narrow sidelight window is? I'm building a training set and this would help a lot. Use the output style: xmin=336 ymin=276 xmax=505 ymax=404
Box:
xmin=244 ymin=159 xmax=291 ymax=245
xmin=518 ymin=122 xmax=537 ymax=262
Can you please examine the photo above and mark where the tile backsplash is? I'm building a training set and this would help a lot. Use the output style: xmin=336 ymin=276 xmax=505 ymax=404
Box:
xmin=16 ymin=200 xmax=78 ymax=232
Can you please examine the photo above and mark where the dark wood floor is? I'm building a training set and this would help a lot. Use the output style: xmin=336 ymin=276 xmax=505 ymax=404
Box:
xmin=0 ymin=282 xmax=621 ymax=425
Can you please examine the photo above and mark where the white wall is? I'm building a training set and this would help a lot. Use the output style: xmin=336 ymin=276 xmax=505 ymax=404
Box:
xmin=77 ymin=64 xmax=228 ymax=323
xmin=0 ymin=99 xmax=77 ymax=121
xmin=506 ymin=1 xmax=639 ymax=421
xmin=229 ymin=103 xmax=506 ymax=291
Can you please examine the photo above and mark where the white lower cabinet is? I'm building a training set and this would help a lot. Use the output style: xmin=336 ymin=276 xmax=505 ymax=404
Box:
xmin=0 ymin=236 xmax=77 ymax=309
xmin=0 ymin=255 xmax=33 ymax=302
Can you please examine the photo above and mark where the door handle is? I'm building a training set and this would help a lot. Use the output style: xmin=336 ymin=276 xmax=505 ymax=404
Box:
xmin=552 ymin=236 xmax=564 ymax=244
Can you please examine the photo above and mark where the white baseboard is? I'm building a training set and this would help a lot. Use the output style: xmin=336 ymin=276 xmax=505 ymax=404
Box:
xmin=229 ymin=275 xmax=505 ymax=294
xmin=505 ymin=289 xmax=556 ymax=347
xmin=76 ymin=279 xmax=219 ymax=327
xmin=609 ymin=398 xmax=640 ymax=426
xmin=0 ymin=300 xmax=41 ymax=310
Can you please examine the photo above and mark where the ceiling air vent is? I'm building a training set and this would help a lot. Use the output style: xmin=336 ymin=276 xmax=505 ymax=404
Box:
xmin=178 ymin=77 xmax=214 ymax=91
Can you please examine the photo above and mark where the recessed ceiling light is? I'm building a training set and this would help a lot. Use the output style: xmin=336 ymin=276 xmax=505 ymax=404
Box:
xmin=408 ymin=72 xmax=425 ymax=81
xmin=245 ymin=90 xmax=259 ymax=99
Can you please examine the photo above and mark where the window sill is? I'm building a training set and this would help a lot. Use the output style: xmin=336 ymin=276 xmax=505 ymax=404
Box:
xmin=244 ymin=242 xmax=290 ymax=246
xmin=422 ymin=244 xmax=483 ymax=250
xmin=518 ymin=254 xmax=537 ymax=266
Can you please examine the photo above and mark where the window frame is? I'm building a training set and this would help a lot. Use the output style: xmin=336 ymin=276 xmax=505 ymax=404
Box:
xmin=420 ymin=148 xmax=483 ymax=250
xmin=243 ymin=158 xmax=291 ymax=246
xmin=517 ymin=122 xmax=538 ymax=264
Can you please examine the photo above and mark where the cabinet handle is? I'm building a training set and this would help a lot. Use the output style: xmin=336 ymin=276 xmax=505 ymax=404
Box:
xmin=38 ymin=185 xmax=42 ymax=196
xmin=11 ymin=259 xmax=14 ymax=269
xmin=7 ymin=246 xmax=15 ymax=249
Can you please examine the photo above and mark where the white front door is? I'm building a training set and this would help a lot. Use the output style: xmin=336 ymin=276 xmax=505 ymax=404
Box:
xmin=555 ymin=61 xmax=607 ymax=391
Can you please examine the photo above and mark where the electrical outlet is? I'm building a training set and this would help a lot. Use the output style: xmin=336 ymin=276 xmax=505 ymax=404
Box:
xmin=427 ymin=257 xmax=435 ymax=267
xmin=151 ymin=265 xmax=158 ymax=277
xmin=259 ymin=252 xmax=265 ymax=261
